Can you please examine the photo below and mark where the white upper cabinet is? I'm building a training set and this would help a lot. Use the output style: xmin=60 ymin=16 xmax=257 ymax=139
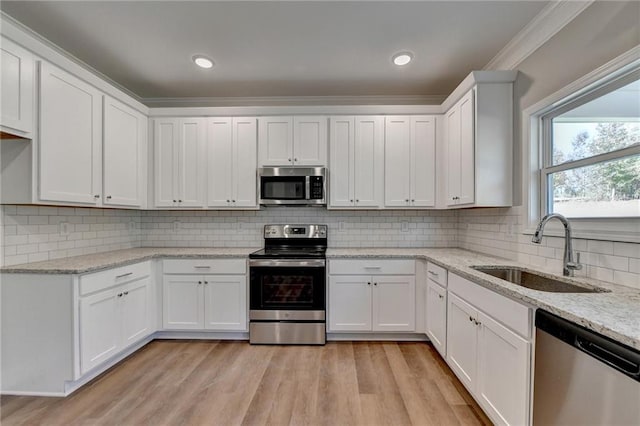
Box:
xmin=39 ymin=61 xmax=102 ymax=205
xmin=207 ymin=117 xmax=257 ymax=208
xmin=258 ymin=116 xmax=327 ymax=166
xmin=103 ymin=96 xmax=147 ymax=208
xmin=444 ymin=74 xmax=514 ymax=208
xmin=153 ymin=118 xmax=206 ymax=208
xmin=385 ymin=116 xmax=436 ymax=208
xmin=1 ymin=37 xmax=34 ymax=138
xmin=329 ymin=116 xmax=383 ymax=208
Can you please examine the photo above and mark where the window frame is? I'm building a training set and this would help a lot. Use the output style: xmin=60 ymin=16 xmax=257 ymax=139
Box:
xmin=523 ymin=48 xmax=640 ymax=243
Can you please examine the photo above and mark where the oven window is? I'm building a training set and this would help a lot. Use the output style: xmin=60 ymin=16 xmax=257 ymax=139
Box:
xmin=262 ymin=177 xmax=305 ymax=199
xmin=262 ymin=275 xmax=314 ymax=306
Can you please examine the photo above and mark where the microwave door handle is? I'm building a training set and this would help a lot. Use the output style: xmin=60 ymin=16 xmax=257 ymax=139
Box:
xmin=305 ymin=176 xmax=311 ymax=200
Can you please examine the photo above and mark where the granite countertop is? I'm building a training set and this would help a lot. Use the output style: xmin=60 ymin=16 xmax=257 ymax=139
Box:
xmin=0 ymin=247 xmax=259 ymax=274
xmin=2 ymin=246 xmax=639 ymax=350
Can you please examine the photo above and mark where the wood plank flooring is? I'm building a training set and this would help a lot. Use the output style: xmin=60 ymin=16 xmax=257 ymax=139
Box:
xmin=1 ymin=340 xmax=491 ymax=426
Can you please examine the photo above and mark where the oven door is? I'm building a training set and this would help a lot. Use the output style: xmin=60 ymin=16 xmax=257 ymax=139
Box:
xmin=249 ymin=259 xmax=325 ymax=320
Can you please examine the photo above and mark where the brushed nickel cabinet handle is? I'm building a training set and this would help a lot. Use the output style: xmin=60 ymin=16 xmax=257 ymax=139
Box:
xmin=116 ymin=272 xmax=133 ymax=279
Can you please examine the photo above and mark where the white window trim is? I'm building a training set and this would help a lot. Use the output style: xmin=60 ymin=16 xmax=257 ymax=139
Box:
xmin=522 ymin=45 xmax=640 ymax=243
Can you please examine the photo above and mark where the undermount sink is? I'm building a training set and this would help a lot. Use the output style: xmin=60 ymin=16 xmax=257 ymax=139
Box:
xmin=470 ymin=266 xmax=609 ymax=293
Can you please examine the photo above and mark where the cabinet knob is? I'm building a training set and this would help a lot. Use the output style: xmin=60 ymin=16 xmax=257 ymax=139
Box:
xmin=232 ymin=200 xmax=236 ymax=203
xmin=438 ymin=294 xmax=444 ymax=299
xmin=173 ymin=200 xmax=177 ymax=203
xmin=350 ymin=199 xmax=354 ymax=203
xmin=405 ymin=199 xmax=409 ymax=203
xmin=356 ymin=199 xmax=359 ymax=203
xmin=106 ymin=195 xmax=112 ymax=200
xmin=123 ymin=291 xmax=129 ymax=295
xmin=94 ymin=194 xmax=100 ymax=199
xmin=198 ymin=281 xmax=202 ymax=285
xmin=226 ymin=200 xmax=230 ymax=203
xmin=368 ymin=282 xmax=371 ymax=286
xmin=411 ymin=199 xmax=415 ymax=202
xmin=469 ymin=316 xmax=473 ymax=322
xmin=117 ymin=293 xmax=123 ymax=297
xmin=288 ymin=158 xmax=292 ymax=162
xmin=294 ymin=158 xmax=298 ymax=162
xmin=374 ymin=282 xmax=377 ymax=286
xmin=178 ymin=200 xmax=182 ymax=203
xmin=204 ymin=281 xmax=208 ymax=285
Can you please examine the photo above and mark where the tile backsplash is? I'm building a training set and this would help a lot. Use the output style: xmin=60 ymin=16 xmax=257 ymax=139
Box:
xmin=1 ymin=205 xmax=142 ymax=266
xmin=457 ymin=206 xmax=640 ymax=290
xmin=2 ymin=204 xmax=638 ymax=291
xmin=141 ymin=208 xmax=459 ymax=248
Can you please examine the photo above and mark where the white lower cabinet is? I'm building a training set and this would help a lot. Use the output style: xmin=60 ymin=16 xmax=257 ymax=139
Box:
xmin=328 ymin=259 xmax=416 ymax=333
xmin=162 ymin=260 xmax=247 ymax=331
xmin=79 ymin=273 xmax=152 ymax=375
xmin=426 ymin=279 xmax=447 ymax=357
xmin=445 ymin=274 xmax=532 ymax=426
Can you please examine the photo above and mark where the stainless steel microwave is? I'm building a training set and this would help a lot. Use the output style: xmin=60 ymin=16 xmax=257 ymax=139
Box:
xmin=258 ymin=167 xmax=326 ymax=206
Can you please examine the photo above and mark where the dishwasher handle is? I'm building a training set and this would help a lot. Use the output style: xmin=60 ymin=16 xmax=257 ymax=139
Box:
xmin=576 ymin=336 xmax=640 ymax=379
xmin=536 ymin=309 xmax=640 ymax=382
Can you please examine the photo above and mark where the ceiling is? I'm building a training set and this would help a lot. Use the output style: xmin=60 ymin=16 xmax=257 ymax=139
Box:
xmin=1 ymin=1 xmax=548 ymax=102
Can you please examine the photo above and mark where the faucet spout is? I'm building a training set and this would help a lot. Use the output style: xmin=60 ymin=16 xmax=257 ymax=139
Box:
xmin=531 ymin=213 xmax=582 ymax=276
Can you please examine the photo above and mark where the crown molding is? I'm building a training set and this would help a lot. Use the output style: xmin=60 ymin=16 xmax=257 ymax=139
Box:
xmin=484 ymin=0 xmax=594 ymax=71
xmin=142 ymin=94 xmax=445 ymax=109
xmin=0 ymin=11 xmax=148 ymax=114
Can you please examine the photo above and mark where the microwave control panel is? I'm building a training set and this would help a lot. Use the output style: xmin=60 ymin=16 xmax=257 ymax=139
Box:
xmin=310 ymin=176 xmax=324 ymax=199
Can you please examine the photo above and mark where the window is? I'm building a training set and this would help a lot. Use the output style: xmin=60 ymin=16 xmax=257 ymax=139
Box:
xmin=541 ymin=72 xmax=640 ymax=219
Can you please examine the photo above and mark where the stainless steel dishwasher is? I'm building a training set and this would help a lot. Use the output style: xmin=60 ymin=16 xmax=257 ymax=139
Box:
xmin=533 ymin=310 xmax=640 ymax=425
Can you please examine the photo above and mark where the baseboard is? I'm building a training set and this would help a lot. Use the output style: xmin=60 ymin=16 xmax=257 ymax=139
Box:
xmin=328 ymin=332 xmax=430 ymax=342
xmin=154 ymin=330 xmax=249 ymax=340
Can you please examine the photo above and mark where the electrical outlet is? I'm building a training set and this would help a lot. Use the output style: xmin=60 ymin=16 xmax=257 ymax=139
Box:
xmin=173 ymin=221 xmax=181 ymax=232
xmin=338 ymin=222 xmax=347 ymax=232
xmin=59 ymin=222 xmax=70 ymax=237
xmin=401 ymin=221 xmax=410 ymax=232
xmin=129 ymin=221 xmax=136 ymax=231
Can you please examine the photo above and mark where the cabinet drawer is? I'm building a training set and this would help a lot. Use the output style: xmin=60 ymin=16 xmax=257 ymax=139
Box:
xmin=80 ymin=261 xmax=151 ymax=296
xmin=329 ymin=259 xmax=415 ymax=275
xmin=426 ymin=262 xmax=447 ymax=287
xmin=163 ymin=258 xmax=246 ymax=275
xmin=449 ymin=272 xmax=531 ymax=338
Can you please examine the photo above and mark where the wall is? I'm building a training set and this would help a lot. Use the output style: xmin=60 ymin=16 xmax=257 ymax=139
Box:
xmin=1 ymin=205 xmax=142 ymax=266
xmin=457 ymin=1 xmax=640 ymax=290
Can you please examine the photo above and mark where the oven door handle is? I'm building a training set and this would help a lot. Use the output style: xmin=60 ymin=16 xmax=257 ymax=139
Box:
xmin=249 ymin=259 xmax=326 ymax=268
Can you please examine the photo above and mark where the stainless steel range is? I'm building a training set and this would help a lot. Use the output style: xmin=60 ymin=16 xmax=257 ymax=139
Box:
xmin=249 ymin=224 xmax=327 ymax=345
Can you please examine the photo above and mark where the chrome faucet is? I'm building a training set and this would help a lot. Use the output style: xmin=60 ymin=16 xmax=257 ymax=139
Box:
xmin=532 ymin=213 xmax=582 ymax=277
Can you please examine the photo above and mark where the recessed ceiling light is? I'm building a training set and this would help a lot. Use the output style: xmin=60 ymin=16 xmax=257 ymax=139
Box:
xmin=392 ymin=52 xmax=413 ymax=66
xmin=192 ymin=55 xmax=214 ymax=69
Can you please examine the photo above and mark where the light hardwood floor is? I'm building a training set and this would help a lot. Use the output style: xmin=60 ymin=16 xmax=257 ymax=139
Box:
xmin=1 ymin=341 xmax=491 ymax=426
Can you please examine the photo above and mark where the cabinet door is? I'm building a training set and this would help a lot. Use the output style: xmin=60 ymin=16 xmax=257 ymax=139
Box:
xmin=446 ymin=292 xmax=478 ymax=390
xmin=293 ymin=116 xmax=327 ymax=166
xmin=458 ymin=90 xmax=475 ymax=205
xmin=328 ymin=275 xmax=372 ymax=331
xmin=354 ymin=116 xmax=383 ymax=207
xmin=233 ymin=117 xmax=258 ymax=207
xmin=446 ymin=105 xmax=461 ymax=206
xmin=39 ymin=61 xmax=102 ymax=205
xmin=80 ymin=289 xmax=119 ymax=374
xmin=163 ymin=275 xmax=204 ymax=329
xmin=372 ymin=275 xmax=415 ymax=332
xmin=477 ymin=311 xmax=530 ymax=426
xmin=329 ymin=117 xmax=354 ymax=207
xmin=154 ymin=119 xmax=178 ymax=207
xmin=121 ymin=277 xmax=151 ymax=347
xmin=176 ymin=118 xmax=206 ymax=207
xmin=426 ymin=280 xmax=447 ymax=357
xmin=384 ymin=116 xmax=411 ymax=207
xmin=103 ymin=96 xmax=145 ymax=207
xmin=203 ymin=275 xmax=247 ymax=331
xmin=1 ymin=37 xmax=33 ymax=137
xmin=206 ymin=118 xmax=233 ymax=207
xmin=258 ymin=117 xmax=293 ymax=166
xmin=411 ymin=116 xmax=436 ymax=207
